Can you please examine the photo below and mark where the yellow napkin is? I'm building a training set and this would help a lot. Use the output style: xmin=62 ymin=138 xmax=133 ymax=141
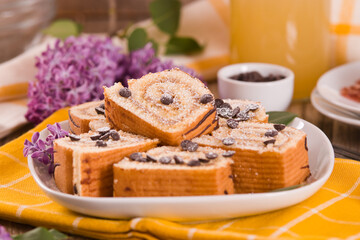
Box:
xmin=0 ymin=109 xmax=359 ymax=240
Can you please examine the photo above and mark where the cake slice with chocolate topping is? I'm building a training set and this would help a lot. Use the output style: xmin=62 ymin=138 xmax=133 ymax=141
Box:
xmin=113 ymin=145 xmax=234 ymax=197
xmin=68 ymin=100 xmax=107 ymax=134
xmin=192 ymin=121 xmax=309 ymax=193
xmin=104 ymin=69 xmax=217 ymax=145
xmin=53 ymin=128 xmax=159 ymax=197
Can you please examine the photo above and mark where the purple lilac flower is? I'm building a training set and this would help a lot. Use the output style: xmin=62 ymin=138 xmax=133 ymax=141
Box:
xmin=118 ymin=43 xmax=203 ymax=87
xmin=26 ymin=36 xmax=123 ymax=124
xmin=0 ymin=225 xmax=12 ymax=240
xmin=24 ymin=123 xmax=68 ymax=173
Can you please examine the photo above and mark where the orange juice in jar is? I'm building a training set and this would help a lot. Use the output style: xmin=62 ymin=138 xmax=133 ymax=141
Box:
xmin=230 ymin=0 xmax=331 ymax=99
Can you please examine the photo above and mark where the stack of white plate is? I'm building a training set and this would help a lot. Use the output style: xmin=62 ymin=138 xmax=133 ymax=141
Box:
xmin=311 ymin=61 xmax=360 ymax=127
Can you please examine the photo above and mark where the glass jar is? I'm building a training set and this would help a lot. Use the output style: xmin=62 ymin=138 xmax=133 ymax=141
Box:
xmin=230 ymin=0 xmax=331 ymax=99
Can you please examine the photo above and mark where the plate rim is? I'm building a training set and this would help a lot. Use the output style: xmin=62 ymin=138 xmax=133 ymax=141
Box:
xmin=316 ymin=61 xmax=360 ymax=114
xmin=311 ymin=88 xmax=360 ymax=127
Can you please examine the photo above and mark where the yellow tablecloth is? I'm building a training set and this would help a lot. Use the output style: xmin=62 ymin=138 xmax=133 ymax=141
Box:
xmin=0 ymin=109 xmax=359 ymax=240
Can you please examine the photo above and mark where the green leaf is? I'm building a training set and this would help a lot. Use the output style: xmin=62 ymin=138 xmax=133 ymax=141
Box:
xmin=267 ymin=111 xmax=297 ymax=125
xmin=165 ymin=36 xmax=203 ymax=55
xmin=13 ymin=227 xmax=66 ymax=240
xmin=48 ymin=229 xmax=67 ymax=240
xmin=43 ymin=19 xmax=82 ymax=40
xmin=150 ymin=0 xmax=180 ymax=35
xmin=128 ymin=28 xmax=148 ymax=52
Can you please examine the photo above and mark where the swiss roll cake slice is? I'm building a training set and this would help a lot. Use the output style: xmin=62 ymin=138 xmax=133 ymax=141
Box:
xmin=53 ymin=128 xmax=159 ymax=196
xmin=192 ymin=121 xmax=309 ymax=193
xmin=104 ymin=69 xmax=217 ymax=145
xmin=68 ymin=100 xmax=106 ymax=134
xmin=113 ymin=146 xmax=234 ymax=197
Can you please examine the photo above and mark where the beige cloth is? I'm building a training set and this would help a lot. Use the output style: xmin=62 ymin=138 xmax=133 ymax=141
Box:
xmin=0 ymin=0 xmax=358 ymax=138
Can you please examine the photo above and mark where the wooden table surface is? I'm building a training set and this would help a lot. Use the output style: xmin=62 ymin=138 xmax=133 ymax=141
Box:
xmin=0 ymin=82 xmax=359 ymax=239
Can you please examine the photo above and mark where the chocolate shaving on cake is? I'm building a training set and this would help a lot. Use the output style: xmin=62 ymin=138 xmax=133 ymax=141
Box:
xmin=231 ymin=107 xmax=240 ymax=117
xmin=222 ymin=151 xmax=235 ymax=157
xmin=180 ymin=140 xmax=199 ymax=152
xmin=227 ymin=119 xmax=239 ymax=129
xmin=200 ymin=94 xmax=214 ymax=104
xmin=110 ymin=130 xmax=120 ymax=141
xmin=222 ymin=137 xmax=235 ymax=146
xmin=214 ymin=99 xmax=224 ymax=108
xmin=160 ymin=93 xmax=173 ymax=105
xmin=265 ymin=129 xmax=278 ymax=137
xmin=95 ymin=107 xmax=105 ymax=115
xmin=90 ymin=134 xmax=101 ymax=140
xmin=159 ymin=156 xmax=172 ymax=164
xmin=263 ymin=139 xmax=276 ymax=146
xmin=187 ymin=159 xmax=201 ymax=166
xmin=68 ymin=134 xmax=80 ymax=141
xmin=146 ymin=155 xmax=157 ymax=163
xmin=199 ymin=158 xmax=210 ymax=163
xmin=205 ymin=152 xmax=218 ymax=159
xmin=274 ymin=124 xmax=286 ymax=131
xmin=95 ymin=140 xmax=107 ymax=147
xmin=119 ymin=87 xmax=131 ymax=98
xmin=174 ymin=155 xmax=184 ymax=164
xmin=130 ymin=152 xmax=142 ymax=161
xmin=97 ymin=127 xmax=110 ymax=135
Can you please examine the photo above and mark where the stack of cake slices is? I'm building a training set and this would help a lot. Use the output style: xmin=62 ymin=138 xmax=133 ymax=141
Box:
xmin=53 ymin=68 xmax=310 ymax=197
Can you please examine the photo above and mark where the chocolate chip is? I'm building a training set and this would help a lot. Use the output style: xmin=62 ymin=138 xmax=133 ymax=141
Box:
xmin=73 ymin=184 xmax=78 ymax=195
xmin=227 ymin=119 xmax=239 ymax=129
xmin=99 ymin=103 xmax=105 ymax=109
xmin=68 ymin=134 xmax=80 ymax=141
xmin=205 ymin=152 xmax=218 ymax=159
xmin=119 ymin=87 xmax=131 ymax=98
xmin=160 ymin=93 xmax=173 ymax=105
xmin=146 ymin=155 xmax=157 ymax=163
xmin=263 ymin=139 xmax=276 ymax=146
xmin=224 ymin=190 xmax=228 ymax=195
xmin=174 ymin=155 xmax=184 ymax=164
xmin=95 ymin=140 xmax=107 ymax=147
xmin=90 ymin=134 xmax=101 ymax=140
xmin=159 ymin=156 xmax=172 ymax=164
xmin=180 ymin=140 xmax=198 ymax=152
xmin=235 ymin=111 xmax=250 ymax=121
xmin=136 ymin=156 xmax=148 ymax=162
xmin=231 ymin=107 xmax=240 ymax=117
xmin=110 ymin=130 xmax=120 ymax=141
xmin=217 ymin=108 xmax=232 ymax=118
xmin=199 ymin=158 xmax=210 ymax=163
xmin=222 ymin=137 xmax=235 ymax=146
xmin=200 ymin=94 xmax=214 ymax=104
xmin=98 ymin=127 xmax=110 ymax=135
xmin=305 ymin=137 xmax=308 ymax=151
xmin=95 ymin=107 xmax=105 ymax=115
xmin=228 ymin=174 xmax=234 ymax=179
xmin=99 ymin=132 xmax=111 ymax=140
xmin=219 ymin=102 xmax=232 ymax=110
xmin=246 ymin=104 xmax=259 ymax=112
xmin=274 ymin=124 xmax=286 ymax=131
xmin=222 ymin=151 xmax=235 ymax=157
xmin=130 ymin=152 xmax=142 ymax=161
xmin=214 ymin=99 xmax=224 ymax=108
xmin=265 ymin=129 xmax=278 ymax=137
xmin=187 ymin=160 xmax=201 ymax=167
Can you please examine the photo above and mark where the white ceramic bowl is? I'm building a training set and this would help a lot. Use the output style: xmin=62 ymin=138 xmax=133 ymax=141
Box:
xmin=218 ymin=63 xmax=294 ymax=111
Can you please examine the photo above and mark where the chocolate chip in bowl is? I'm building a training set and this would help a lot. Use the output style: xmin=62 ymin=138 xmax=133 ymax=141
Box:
xmin=218 ymin=63 xmax=294 ymax=111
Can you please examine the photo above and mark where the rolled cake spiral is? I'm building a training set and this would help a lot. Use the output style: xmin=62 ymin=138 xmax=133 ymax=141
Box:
xmin=104 ymin=69 xmax=217 ymax=145
xmin=68 ymin=100 xmax=106 ymax=135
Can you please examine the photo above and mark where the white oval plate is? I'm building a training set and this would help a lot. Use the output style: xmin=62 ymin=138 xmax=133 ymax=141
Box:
xmin=317 ymin=61 xmax=360 ymax=114
xmin=311 ymin=88 xmax=360 ymax=127
xmin=28 ymin=119 xmax=334 ymax=221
